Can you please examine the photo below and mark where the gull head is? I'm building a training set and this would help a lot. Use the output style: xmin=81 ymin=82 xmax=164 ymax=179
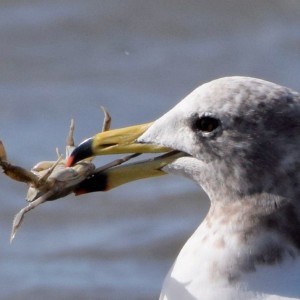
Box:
xmin=138 ymin=76 xmax=300 ymax=203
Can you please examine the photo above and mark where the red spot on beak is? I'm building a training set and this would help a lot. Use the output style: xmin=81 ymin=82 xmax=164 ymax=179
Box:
xmin=66 ymin=156 xmax=74 ymax=167
xmin=75 ymin=189 xmax=88 ymax=196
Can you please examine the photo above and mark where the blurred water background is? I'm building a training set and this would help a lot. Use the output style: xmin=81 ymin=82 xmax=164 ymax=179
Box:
xmin=0 ymin=1 xmax=300 ymax=299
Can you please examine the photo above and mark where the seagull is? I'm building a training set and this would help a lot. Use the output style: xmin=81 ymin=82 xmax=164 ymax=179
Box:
xmin=67 ymin=77 xmax=300 ymax=300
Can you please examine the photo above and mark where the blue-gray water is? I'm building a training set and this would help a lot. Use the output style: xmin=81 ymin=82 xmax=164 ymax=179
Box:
xmin=1 ymin=1 xmax=300 ymax=299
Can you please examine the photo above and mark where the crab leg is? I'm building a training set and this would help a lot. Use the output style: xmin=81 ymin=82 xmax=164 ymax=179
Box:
xmin=0 ymin=141 xmax=7 ymax=161
xmin=94 ymin=153 xmax=141 ymax=173
xmin=66 ymin=119 xmax=75 ymax=147
xmin=101 ymin=106 xmax=111 ymax=132
xmin=0 ymin=141 xmax=40 ymax=186
xmin=0 ymin=160 xmax=39 ymax=186
xmin=10 ymin=189 xmax=56 ymax=242
xmin=37 ymin=155 xmax=63 ymax=184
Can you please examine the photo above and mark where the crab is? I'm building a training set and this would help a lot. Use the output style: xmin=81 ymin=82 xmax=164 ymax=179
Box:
xmin=0 ymin=108 xmax=139 ymax=242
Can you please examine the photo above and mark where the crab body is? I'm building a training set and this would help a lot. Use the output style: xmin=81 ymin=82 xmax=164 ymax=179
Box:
xmin=26 ymin=159 xmax=96 ymax=202
xmin=0 ymin=108 xmax=112 ymax=241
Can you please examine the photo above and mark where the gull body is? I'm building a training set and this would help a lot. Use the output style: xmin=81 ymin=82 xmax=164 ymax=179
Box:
xmin=69 ymin=77 xmax=300 ymax=299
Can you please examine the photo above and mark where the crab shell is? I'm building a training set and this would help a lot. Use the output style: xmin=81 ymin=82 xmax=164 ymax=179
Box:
xmin=26 ymin=160 xmax=96 ymax=202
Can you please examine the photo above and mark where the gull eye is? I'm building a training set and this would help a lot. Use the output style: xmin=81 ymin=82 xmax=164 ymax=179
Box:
xmin=192 ymin=116 xmax=220 ymax=133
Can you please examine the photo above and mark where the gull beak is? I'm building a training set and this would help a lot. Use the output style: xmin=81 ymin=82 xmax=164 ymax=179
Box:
xmin=66 ymin=122 xmax=170 ymax=166
xmin=66 ymin=122 xmax=184 ymax=194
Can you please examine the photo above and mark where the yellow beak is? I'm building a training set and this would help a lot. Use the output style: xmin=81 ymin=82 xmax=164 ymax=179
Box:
xmin=66 ymin=122 xmax=184 ymax=193
xmin=91 ymin=122 xmax=171 ymax=155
